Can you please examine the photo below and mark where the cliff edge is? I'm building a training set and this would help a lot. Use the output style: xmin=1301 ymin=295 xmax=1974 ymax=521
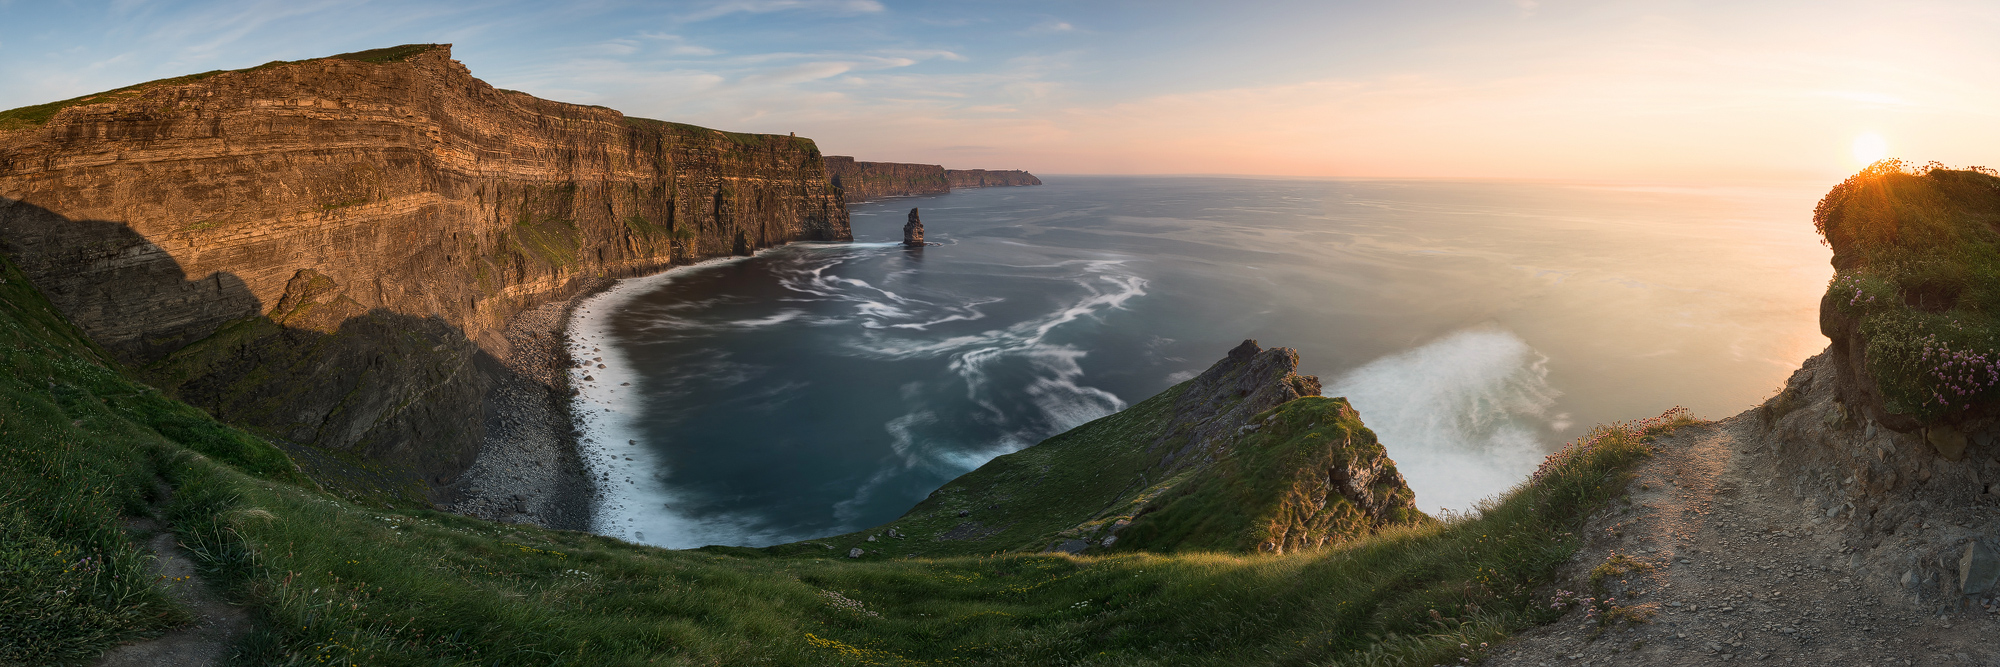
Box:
xmin=0 ymin=44 xmax=850 ymax=509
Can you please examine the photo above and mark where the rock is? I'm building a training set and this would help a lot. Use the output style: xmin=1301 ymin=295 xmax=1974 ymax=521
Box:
xmin=903 ymin=208 xmax=926 ymax=247
xmin=1961 ymin=542 xmax=1998 ymax=595
xmin=1926 ymin=425 xmax=1967 ymax=461
xmin=1046 ymin=539 xmax=1089 ymax=555
xmin=866 ymin=535 xmax=877 ymax=542
xmin=1100 ymin=535 xmax=1118 ymax=548
xmin=957 ymin=509 xmax=969 ymax=517
xmin=847 ymin=548 xmax=864 ymax=558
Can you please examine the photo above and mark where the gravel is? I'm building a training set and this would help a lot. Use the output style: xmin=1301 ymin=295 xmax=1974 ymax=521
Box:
xmin=443 ymin=280 xmax=613 ymax=530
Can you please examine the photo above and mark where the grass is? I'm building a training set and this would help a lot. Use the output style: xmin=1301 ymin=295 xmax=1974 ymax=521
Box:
xmin=1109 ymin=397 xmax=1428 ymax=554
xmin=512 ymin=213 xmax=583 ymax=269
xmin=622 ymin=116 xmax=821 ymax=154
xmin=1815 ymin=160 xmax=2000 ymax=422
xmin=0 ymin=243 xmax=1696 ymax=664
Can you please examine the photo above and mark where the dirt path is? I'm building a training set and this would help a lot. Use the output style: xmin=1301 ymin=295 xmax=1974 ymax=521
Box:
xmin=94 ymin=487 xmax=250 ymax=667
xmin=1490 ymin=405 xmax=1999 ymax=666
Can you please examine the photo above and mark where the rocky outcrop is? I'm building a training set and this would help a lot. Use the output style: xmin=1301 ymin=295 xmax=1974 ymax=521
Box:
xmin=1812 ymin=162 xmax=2000 ymax=436
xmin=0 ymin=44 xmax=849 ymax=501
xmin=825 ymin=157 xmax=1040 ymax=202
xmin=1150 ymin=340 xmax=1324 ymax=473
xmin=778 ymin=339 xmax=1423 ymax=559
xmin=1112 ymin=340 xmax=1421 ymax=554
xmin=945 ymin=169 xmax=1041 ymax=189
xmin=902 ymin=208 xmax=924 ymax=246
xmin=1758 ymin=350 xmax=2000 ymax=611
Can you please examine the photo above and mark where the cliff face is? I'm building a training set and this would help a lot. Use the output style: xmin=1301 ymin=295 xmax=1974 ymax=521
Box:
xmin=823 ymin=156 xmax=948 ymax=201
xmin=945 ymin=169 xmax=1041 ymax=189
xmin=825 ymin=156 xmax=1040 ymax=202
xmin=0 ymin=44 xmax=850 ymax=497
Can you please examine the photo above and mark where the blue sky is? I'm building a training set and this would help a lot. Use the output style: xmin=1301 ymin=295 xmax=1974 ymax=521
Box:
xmin=5 ymin=0 xmax=2000 ymax=181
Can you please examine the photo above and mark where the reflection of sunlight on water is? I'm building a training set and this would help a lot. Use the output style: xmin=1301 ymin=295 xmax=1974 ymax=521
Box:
xmin=1327 ymin=327 xmax=1561 ymax=514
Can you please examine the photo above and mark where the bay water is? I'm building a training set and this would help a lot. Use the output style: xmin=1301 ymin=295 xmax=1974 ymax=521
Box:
xmin=567 ymin=176 xmax=1832 ymax=548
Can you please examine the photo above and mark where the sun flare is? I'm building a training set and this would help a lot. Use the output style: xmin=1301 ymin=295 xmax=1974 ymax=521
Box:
xmin=1853 ymin=133 xmax=1888 ymax=165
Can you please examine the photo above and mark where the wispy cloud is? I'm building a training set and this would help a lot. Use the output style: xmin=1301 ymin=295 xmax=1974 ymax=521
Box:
xmin=637 ymin=32 xmax=721 ymax=56
xmin=678 ymin=0 xmax=884 ymax=23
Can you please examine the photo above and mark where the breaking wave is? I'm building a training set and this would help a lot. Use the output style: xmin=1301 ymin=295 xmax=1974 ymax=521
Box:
xmin=1326 ymin=327 xmax=1563 ymax=514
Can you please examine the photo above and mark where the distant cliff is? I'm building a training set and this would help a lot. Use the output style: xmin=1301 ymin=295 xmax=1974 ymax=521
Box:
xmin=826 ymin=156 xmax=1040 ymax=202
xmin=0 ymin=44 xmax=849 ymax=499
xmin=945 ymin=169 xmax=1041 ymax=189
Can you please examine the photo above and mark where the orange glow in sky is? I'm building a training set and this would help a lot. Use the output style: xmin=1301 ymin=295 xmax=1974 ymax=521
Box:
xmin=4 ymin=1 xmax=1997 ymax=183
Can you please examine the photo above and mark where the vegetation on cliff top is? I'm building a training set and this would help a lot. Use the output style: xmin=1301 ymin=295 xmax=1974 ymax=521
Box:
xmin=0 ymin=245 xmax=1689 ymax=665
xmin=1817 ymin=160 xmax=2000 ymax=422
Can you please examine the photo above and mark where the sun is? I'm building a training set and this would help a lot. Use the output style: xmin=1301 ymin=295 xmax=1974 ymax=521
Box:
xmin=1852 ymin=133 xmax=1888 ymax=165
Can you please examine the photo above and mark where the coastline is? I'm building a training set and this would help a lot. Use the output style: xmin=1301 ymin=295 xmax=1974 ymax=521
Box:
xmin=445 ymin=248 xmax=800 ymax=539
xmin=444 ymin=277 xmax=613 ymax=530
xmin=567 ymin=251 xmax=787 ymax=547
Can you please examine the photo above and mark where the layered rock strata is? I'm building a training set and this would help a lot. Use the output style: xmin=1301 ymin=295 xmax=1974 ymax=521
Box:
xmin=824 ymin=156 xmax=948 ymax=201
xmin=825 ymin=156 xmax=1040 ymax=202
xmin=0 ymin=44 xmax=849 ymax=507
xmin=945 ymin=169 xmax=1041 ymax=189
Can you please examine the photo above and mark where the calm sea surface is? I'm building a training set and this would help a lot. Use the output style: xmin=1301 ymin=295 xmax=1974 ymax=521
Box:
xmin=567 ymin=176 xmax=1833 ymax=548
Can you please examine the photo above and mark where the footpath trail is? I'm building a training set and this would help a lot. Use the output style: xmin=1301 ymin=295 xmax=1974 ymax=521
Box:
xmin=94 ymin=484 xmax=249 ymax=667
xmin=1492 ymin=413 xmax=1998 ymax=666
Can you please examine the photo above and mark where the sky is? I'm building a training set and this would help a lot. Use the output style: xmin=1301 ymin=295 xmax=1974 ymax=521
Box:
xmin=4 ymin=0 xmax=1999 ymax=182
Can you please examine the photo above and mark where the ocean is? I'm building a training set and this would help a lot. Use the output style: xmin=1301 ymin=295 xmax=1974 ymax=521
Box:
xmin=566 ymin=176 xmax=1832 ymax=548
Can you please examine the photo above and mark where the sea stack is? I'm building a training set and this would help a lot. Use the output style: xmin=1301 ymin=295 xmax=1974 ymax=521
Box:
xmin=903 ymin=208 xmax=926 ymax=247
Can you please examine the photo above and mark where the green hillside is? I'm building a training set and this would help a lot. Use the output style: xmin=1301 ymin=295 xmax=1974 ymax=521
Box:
xmin=0 ymin=250 xmax=1682 ymax=666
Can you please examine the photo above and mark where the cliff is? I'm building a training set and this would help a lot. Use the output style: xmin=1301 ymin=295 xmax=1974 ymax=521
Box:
xmin=0 ymin=44 xmax=849 ymax=501
xmin=775 ymin=340 xmax=1426 ymax=558
xmin=945 ymin=168 xmax=1041 ymax=189
xmin=1812 ymin=161 xmax=2000 ymax=446
xmin=823 ymin=156 xmax=948 ymax=201
xmin=825 ymin=156 xmax=1040 ymax=202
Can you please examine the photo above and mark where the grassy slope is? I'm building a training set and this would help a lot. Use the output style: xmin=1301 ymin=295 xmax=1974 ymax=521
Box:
xmin=781 ymin=393 xmax=1427 ymax=560
xmin=0 ymin=248 xmax=1685 ymax=666
xmin=764 ymin=384 xmax=1190 ymax=560
xmin=1110 ymin=397 xmax=1426 ymax=554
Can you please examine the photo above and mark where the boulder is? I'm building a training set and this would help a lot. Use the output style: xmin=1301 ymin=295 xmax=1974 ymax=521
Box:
xmin=1962 ymin=541 xmax=1998 ymax=595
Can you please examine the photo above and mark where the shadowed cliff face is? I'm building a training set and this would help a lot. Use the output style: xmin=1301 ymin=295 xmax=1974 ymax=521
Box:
xmin=944 ymin=169 xmax=1041 ymax=189
xmin=0 ymin=44 xmax=850 ymax=501
xmin=824 ymin=156 xmax=1041 ymax=202
xmin=0 ymin=198 xmax=500 ymax=503
xmin=824 ymin=156 xmax=949 ymax=202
